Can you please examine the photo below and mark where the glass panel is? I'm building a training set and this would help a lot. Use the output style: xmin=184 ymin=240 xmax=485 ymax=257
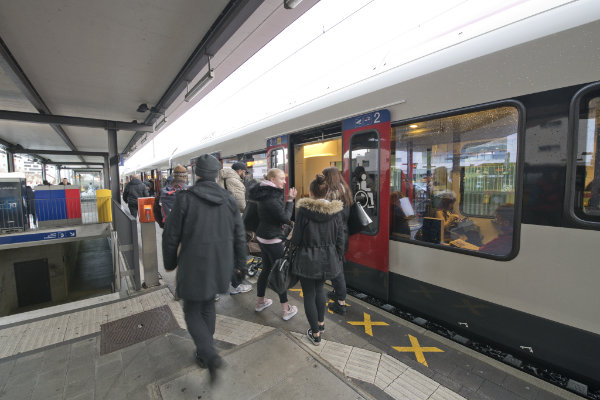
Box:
xmin=575 ymin=92 xmax=600 ymax=220
xmin=350 ymin=131 xmax=379 ymax=234
xmin=391 ymin=106 xmax=519 ymax=257
xmin=270 ymin=147 xmax=287 ymax=171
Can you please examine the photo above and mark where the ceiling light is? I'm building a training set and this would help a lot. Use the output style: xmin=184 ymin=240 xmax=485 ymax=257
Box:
xmin=284 ymin=0 xmax=303 ymax=9
xmin=185 ymin=56 xmax=215 ymax=102
xmin=410 ymin=124 xmax=418 ymax=128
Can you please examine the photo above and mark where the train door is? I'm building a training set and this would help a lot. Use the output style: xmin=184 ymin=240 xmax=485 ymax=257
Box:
xmin=343 ymin=110 xmax=391 ymax=300
xmin=293 ymin=138 xmax=342 ymax=199
xmin=267 ymin=135 xmax=289 ymax=192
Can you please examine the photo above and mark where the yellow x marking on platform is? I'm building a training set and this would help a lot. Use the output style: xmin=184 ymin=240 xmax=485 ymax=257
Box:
xmin=347 ymin=312 xmax=389 ymax=336
xmin=453 ymin=298 xmax=488 ymax=316
xmin=326 ymin=299 xmax=351 ymax=314
xmin=289 ymin=288 xmax=303 ymax=298
xmin=393 ymin=334 xmax=444 ymax=367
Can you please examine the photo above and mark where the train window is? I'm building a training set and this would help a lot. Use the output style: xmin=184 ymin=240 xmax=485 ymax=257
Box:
xmin=270 ymin=147 xmax=287 ymax=172
xmin=574 ymin=91 xmax=600 ymax=221
xmin=391 ymin=106 xmax=519 ymax=257
xmin=349 ymin=131 xmax=379 ymax=234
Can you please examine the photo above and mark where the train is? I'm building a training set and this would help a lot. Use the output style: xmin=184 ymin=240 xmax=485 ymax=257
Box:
xmin=125 ymin=1 xmax=600 ymax=390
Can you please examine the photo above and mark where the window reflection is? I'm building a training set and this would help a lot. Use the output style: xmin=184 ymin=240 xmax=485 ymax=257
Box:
xmin=350 ymin=131 xmax=379 ymax=234
xmin=575 ymin=93 xmax=600 ymax=220
xmin=391 ymin=106 xmax=519 ymax=257
xmin=270 ymin=148 xmax=287 ymax=172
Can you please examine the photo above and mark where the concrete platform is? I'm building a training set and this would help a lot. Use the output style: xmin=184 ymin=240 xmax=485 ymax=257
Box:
xmin=154 ymin=329 xmax=368 ymax=400
xmin=0 ymin=283 xmax=585 ymax=400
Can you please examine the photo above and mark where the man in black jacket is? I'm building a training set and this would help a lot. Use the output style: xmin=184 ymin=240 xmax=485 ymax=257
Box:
xmin=162 ymin=154 xmax=247 ymax=384
xmin=122 ymin=174 xmax=149 ymax=217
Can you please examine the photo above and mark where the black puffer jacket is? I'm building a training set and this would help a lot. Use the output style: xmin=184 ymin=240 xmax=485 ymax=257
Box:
xmin=249 ymin=183 xmax=294 ymax=240
xmin=162 ymin=180 xmax=247 ymax=301
xmin=122 ymin=178 xmax=149 ymax=208
xmin=290 ymin=198 xmax=344 ymax=280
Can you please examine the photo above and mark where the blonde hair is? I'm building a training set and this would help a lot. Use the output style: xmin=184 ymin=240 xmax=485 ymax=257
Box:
xmin=264 ymin=168 xmax=284 ymax=181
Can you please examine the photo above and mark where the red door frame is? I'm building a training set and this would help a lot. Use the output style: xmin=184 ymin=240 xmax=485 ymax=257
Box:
xmin=343 ymin=110 xmax=391 ymax=277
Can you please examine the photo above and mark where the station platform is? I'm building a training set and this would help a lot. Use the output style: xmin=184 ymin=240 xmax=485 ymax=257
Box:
xmin=0 ymin=282 xmax=582 ymax=400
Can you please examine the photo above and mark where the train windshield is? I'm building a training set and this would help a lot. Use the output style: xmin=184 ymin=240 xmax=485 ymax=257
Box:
xmin=575 ymin=91 xmax=600 ymax=221
xmin=391 ymin=106 xmax=520 ymax=258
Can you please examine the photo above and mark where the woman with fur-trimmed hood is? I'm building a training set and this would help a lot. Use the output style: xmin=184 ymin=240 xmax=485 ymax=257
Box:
xmin=291 ymin=174 xmax=345 ymax=346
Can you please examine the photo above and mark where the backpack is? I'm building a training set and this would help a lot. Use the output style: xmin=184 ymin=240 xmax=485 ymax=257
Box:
xmin=159 ymin=183 xmax=187 ymax=226
xmin=153 ymin=193 xmax=163 ymax=228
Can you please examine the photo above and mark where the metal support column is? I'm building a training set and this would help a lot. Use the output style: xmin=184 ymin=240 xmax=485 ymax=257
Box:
xmin=103 ymin=156 xmax=110 ymax=190
xmin=41 ymin=164 xmax=46 ymax=181
xmin=107 ymin=127 xmax=120 ymax=219
xmin=6 ymin=150 xmax=14 ymax=172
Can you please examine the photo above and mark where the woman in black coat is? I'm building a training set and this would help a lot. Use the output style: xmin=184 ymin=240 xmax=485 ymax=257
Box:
xmin=322 ymin=167 xmax=353 ymax=315
xmin=291 ymin=175 xmax=345 ymax=345
xmin=248 ymin=168 xmax=298 ymax=321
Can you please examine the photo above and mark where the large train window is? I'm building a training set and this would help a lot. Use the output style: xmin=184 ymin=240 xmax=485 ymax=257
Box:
xmin=391 ymin=106 xmax=520 ymax=258
xmin=573 ymin=90 xmax=600 ymax=222
xmin=350 ymin=130 xmax=379 ymax=234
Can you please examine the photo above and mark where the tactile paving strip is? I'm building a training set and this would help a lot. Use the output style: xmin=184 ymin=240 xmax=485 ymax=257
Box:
xmin=100 ymin=305 xmax=179 ymax=355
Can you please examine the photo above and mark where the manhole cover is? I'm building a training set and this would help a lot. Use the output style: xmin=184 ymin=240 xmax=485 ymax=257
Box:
xmin=100 ymin=304 xmax=179 ymax=355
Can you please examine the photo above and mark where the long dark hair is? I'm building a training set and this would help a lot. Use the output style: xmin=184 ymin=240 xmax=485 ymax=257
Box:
xmin=309 ymin=174 xmax=328 ymax=199
xmin=322 ymin=167 xmax=353 ymax=206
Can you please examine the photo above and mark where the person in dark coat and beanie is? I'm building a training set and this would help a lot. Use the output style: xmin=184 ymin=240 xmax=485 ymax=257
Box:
xmin=248 ymin=168 xmax=298 ymax=320
xmin=291 ymin=174 xmax=345 ymax=345
xmin=322 ymin=166 xmax=353 ymax=315
xmin=122 ymin=174 xmax=149 ymax=217
xmin=162 ymin=154 xmax=247 ymax=383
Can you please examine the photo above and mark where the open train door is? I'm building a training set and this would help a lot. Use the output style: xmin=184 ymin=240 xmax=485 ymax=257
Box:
xmin=266 ymin=135 xmax=290 ymax=193
xmin=343 ymin=110 xmax=391 ymax=301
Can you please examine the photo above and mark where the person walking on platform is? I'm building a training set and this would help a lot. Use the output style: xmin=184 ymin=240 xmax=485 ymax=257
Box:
xmin=159 ymin=165 xmax=189 ymax=223
xmin=122 ymin=174 xmax=148 ymax=217
xmin=219 ymin=161 xmax=248 ymax=213
xmin=291 ymin=174 xmax=345 ymax=345
xmin=322 ymin=167 xmax=353 ymax=315
xmin=248 ymin=168 xmax=298 ymax=320
xmin=219 ymin=161 xmax=252 ymax=295
xmin=162 ymin=154 xmax=247 ymax=384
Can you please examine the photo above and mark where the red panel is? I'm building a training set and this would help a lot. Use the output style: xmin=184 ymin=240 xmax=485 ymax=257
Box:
xmin=138 ymin=197 xmax=156 ymax=223
xmin=65 ymin=188 xmax=81 ymax=219
xmin=343 ymin=113 xmax=391 ymax=273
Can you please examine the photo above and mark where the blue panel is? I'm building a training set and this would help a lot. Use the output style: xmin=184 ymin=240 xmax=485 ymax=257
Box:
xmin=266 ymin=135 xmax=288 ymax=148
xmin=0 ymin=229 xmax=76 ymax=245
xmin=343 ymin=109 xmax=390 ymax=131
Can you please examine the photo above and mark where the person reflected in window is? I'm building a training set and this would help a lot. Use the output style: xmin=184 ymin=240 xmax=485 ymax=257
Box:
xmin=390 ymin=191 xmax=411 ymax=236
xmin=435 ymin=191 xmax=464 ymax=242
xmin=478 ymin=203 xmax=514 ymax=256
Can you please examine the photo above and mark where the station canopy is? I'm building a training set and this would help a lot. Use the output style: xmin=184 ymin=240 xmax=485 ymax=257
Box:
xmin=0 ymin=0 xmax=316 ymax=167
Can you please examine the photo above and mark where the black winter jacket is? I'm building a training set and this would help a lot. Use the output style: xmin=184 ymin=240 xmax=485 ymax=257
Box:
xmin=290 ymin=198 xmax=344 ymax=280
xmin=122 ymin=178 xmax=149 ymax=208
xmin=162 ymin=180 xmax=247 ymax=301
xmin=249 ymin=184 xmax=294 ymax=240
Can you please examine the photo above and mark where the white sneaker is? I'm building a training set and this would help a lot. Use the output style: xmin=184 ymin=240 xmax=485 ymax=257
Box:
xmin=282 ymin=305 xmax=298 ymax=321
xmin=255 ymin=298 xmax=273 ymax=312
xmin=230 ymin=283 xmax=252 ymax=295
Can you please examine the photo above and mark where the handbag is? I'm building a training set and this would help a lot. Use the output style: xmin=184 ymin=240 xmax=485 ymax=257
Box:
xmin=242 ymin=200 xmax=259 ymax=232
xmin=268 ymin=244 xmax=299 ymax=295
xmin=348 ymin=203 xmax=373 ymax=235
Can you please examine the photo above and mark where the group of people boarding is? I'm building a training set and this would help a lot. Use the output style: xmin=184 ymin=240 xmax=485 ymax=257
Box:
xmin=160 ymin=154 xmax=355 ymax=383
